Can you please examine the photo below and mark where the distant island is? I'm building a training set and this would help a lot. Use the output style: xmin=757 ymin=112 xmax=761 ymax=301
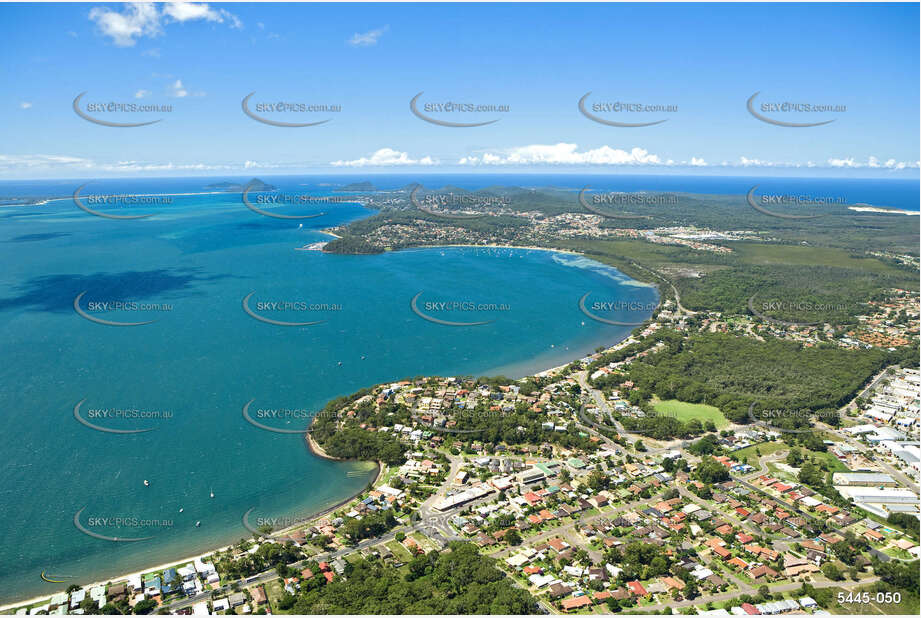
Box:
xmin=205 ymin=178 xmax=277 ymax=192
xmin=334 ymin=181 xmax=376 ymax=191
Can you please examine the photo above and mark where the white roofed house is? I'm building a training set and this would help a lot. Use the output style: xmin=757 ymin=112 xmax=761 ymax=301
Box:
xmin=69 ymin=589 xmax=86 ymax=609
xmin=177 ymin=563 xmax=197 ymax=581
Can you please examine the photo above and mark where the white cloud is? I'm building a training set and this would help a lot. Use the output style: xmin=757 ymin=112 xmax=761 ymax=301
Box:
xmin=737 ymin=156 xmax=776 ymax=167
xmin=828 ymin=156 xmax=917 ymax=170
xmin=689 ymin=157 xmax=707 ymax=167
xmin=459 ymin=143 xmax=666 ymax=166
xmin=348 ymin=25 xmax=388 ymax=47
xmin=89 ymin=2 xmax=241 ymax=47
xmin=331 ymin=148 xmax=436 ymax=167
xmin=134 ymin=89 xmax=151 ymax=99
xmin=166 ymin=79 xmax=205 ymax=98
xmin=0 ymin=154 xmax=94 ymax=171
xmin=19 ymin=102 xmax=32 ymax=109
xmin=89 ymin=2 xmax=161 ymax=47
xmin=101 ymin=160 xmax=230 ymax=172
xmin=168 ymin=79 xmax=188 ymax=98
xmin=162 ymin=1 xmax=221 ymax=23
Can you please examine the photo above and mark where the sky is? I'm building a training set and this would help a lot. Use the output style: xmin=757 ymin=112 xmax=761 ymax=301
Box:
xmin=0 ymin=1 xmax=919 ymax=179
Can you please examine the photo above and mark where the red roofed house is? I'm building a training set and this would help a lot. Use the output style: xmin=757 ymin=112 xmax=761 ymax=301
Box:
xmin=627 ymin=581 xmax=648 ymax=597
xmin=741 ymin=602 xmax=760 ymax=615
xmin=561 ymin=596 xmax=593 ymax=611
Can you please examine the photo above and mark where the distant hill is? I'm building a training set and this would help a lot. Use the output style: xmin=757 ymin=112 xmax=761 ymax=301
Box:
xmin=335 ymin=181 xmax=376 ymax=191
xmin=206 ymin=178 xmax=277 ymax=192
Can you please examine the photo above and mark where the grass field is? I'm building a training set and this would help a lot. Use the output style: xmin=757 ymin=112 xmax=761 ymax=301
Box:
xmin=731 ymin=441 xmax=788 ymax=462
xmin=652 ymin=398 xmax=729 ymax=429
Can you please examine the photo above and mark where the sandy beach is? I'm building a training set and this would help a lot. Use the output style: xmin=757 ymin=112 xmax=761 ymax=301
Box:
xmin=849 ymin=205 xmax=919 ymax=215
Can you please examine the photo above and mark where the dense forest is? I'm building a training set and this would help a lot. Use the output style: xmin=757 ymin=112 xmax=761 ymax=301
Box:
xmin=614 ymin=331 xmax=893 ymax=427
xmin=283 ymin=544 xmax=538 ymax=614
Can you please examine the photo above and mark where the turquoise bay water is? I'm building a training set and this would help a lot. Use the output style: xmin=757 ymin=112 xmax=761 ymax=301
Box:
xmin=0 ymin=180 xmax=657 ymax=603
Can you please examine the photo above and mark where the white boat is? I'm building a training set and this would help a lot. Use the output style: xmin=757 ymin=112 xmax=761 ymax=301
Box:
xmin=143 ymin=480 xmax=149 ymax=487
xmin=210 ymin=488 xmax=214 ymax=499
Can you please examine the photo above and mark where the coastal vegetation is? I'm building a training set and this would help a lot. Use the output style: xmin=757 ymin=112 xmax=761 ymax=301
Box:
xmin=286 ymin=544 xmax=538 ymax=614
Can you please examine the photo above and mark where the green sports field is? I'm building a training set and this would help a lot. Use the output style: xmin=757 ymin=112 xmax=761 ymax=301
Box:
xmin=652 ymin=398 xmax=730 ymax=429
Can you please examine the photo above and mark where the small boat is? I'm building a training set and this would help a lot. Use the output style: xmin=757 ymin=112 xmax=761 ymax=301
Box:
xmin=143 ymin=480 xmax=150 ymax=487
xmin=195 ymin=521 xmax=201 ymax=527
xmin=337 ymin=361 xmax=342 ymax=366
xmin=179 ymin=507 xmax=184 ymax=513
xmin=210 ymin=488 xmax=214 ymax=499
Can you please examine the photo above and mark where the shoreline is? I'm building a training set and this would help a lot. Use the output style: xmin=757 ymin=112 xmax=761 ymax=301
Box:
xmin=0 ymin=543 xmax=233 ymax=612
xmin=1 ymin=243 xmax=645 ymax=611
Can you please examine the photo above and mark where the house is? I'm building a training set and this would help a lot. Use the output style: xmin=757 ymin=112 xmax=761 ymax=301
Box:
xmin=107 ymin=583 xmax=127 ymax=602
xmin=548 ymin=583 xmax=573 ymax=599
xmin=228 ymin=592 xmax=246 ymax=607
xmin=711 ymin=544 xmax=731 ymax=559
xmin=561 ymin=596 xmax=592 ymax=611
xmin=727 ymin=557 xmax=749 ymax=570
xmin=143 ymin=576 xmax=161 ymax=597
xmin=161 ymin=568 xmax=180 ymax=595
xmin=627 ymin=580 xmax=648 ymax=597
xmin=748 ymin=565 xmax=778 ymax=580
xmin=660 ymin=576 xmax=685 ymax=591
xmin=740 ymin=602 xmax=760 ymax=615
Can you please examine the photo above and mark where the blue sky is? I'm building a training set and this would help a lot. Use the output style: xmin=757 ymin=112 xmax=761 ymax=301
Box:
xmin=1 ymin=1 xmax=918 ymax=178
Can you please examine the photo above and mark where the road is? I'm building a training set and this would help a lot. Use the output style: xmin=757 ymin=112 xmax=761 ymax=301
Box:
xmin=628 ymin=261 xmax=697 ymax=316
xmin=624 ymin=575 xmax=880 ymax=613
xmin=574 ymin=371 xmax=683 ymax=456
